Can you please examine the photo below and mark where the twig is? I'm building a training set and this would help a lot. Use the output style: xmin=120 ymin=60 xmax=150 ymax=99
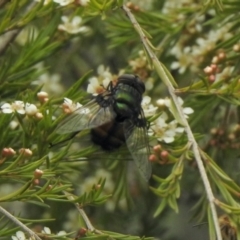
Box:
xmin=0 ymin=29 xmax=20 ymax=56
xmin=122 ymin=5 xmax=222 ymax=240
xmin=0 ymin=205 xmax=42 ymax=240
xmin=63 ymin=191 xmax=97 ymax=233
xmin=0 ymin=1 xmax=37 ymax=56
xmin=63 ymin=191 xmax=116 ymax=239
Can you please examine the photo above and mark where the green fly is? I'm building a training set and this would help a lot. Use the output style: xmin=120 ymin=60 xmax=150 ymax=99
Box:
xmin=56 ymin=74 xmax=152 ymax=181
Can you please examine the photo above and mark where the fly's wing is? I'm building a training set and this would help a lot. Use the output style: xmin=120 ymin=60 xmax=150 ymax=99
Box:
xmin=56 ymin=96 xmax=116 ymax=134
xmin=123 ymin=113 xmax=152 ymax=181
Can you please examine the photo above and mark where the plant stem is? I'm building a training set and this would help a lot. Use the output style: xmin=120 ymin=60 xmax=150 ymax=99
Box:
xmin=63 ymin=191 xmax=113 ymax=237
xmin=122 ymin=5 xmax=222 ymax=240
xmin=0 ymin=205 xmax=42 ymax=240
xmin=63 ymin=191 xmax=95 ymax=232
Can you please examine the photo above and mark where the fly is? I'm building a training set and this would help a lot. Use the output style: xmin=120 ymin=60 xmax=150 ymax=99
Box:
xmin=55 ymin=74 xmax=152 ymax=181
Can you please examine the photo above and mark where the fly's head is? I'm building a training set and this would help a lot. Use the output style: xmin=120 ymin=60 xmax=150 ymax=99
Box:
xmin=117 ymin=74 xmax=145 ymax=95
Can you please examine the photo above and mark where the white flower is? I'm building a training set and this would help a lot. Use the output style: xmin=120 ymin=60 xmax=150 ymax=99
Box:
xmin=141 ymin=96 xmax=158 ymax=117
xmin=32 ymin=71 xmax=64 ymax=95
xmin=25 ymin=103 xmax=38 ymax=116
xmin=129 ymin=50 xmax=148 ymax=70
xmin=87 ymin=77 xmax=102 ymax=95
xmin=58 ymin=16 xmax=90 ymax=34
xmin=87 ymin=65 xmax=113 ymax=95
xmin=1 ymin=101 xmax=25 ymax=114
xmin=96 ymin=65 xmax=112 ymax=88
xmin=53 ymin=0 xmax=74 ymax=6
xmin=62 ymin=98 xmax=82 ymax=113
xmin=151 ymin=112 xmax=184 ymax=143
xmin=157 ymin=97 xmax=194 ymax=119
xmin=170 ymin=46 xmax=192 ymax=74
xmin=41 ymin=226 xmax=66 ymax=236
xmin=12 ymin=231 xmax=26 ymax=240
xmin=1 ymin=101 xmax=40 ymax=117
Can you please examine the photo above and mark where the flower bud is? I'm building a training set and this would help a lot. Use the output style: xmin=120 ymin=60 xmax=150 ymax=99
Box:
xmin=34 ymin=169 xmax=43 ymax=179
xmin=2 ymin=147 xmax=16 ymax=157
xmin=25 ymin=103 xmax=38 ymax=116
xmin=37 ymin=91 xmax=49 ymax=103
xmin=19 ymin=148 xmax=33 ymax=157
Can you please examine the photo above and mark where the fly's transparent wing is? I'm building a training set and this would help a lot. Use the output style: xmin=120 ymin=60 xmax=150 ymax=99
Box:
xmin=123 ymin=115 xmax=152 ymax=181
xmin=57 ymin=97 xmax=116 ymax=134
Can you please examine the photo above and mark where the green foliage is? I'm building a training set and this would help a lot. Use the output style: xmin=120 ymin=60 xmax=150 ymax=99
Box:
xmin=1 ymin=0 xmax=240 ymax=240
xmin=82 ymin=230 xmax=154 ymax=240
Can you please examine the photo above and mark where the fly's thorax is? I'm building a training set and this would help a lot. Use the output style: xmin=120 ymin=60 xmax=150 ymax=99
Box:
xmin=114 ymin=83 xmax=142 ymax=117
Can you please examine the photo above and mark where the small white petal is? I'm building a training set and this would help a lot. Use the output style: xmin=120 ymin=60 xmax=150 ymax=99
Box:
xmin=179 ymin=66 xmax=186 ymax=74
xmin=57 ymin=231 xmax=67 ymax=236
xmin=89 ymin=77 xmax=99 ymax=85
xmin=97 ymin=65 xmax=105 ymax=75
xmin=42 ymin=227 xmax=51 ymax=234
xmin=156 ymin=98 xmax=166 ymax=106
xmin=141 ymin=96 xmax=157 ymax=117
xmin=155 ymin=118 xmax=167 ymax=128
xmin=102 ymin=78 xmax=111 ymax=88
xmin=142 ymin=96 xmax=151 ymax=105
xmin=72 ymin=16 xmax=82 ymax=25
xmin=183 ymin=107 xmax=194 ymax=115
xmin=17 ymin=109 xmax=26 ymax=114
xmin=10 ymin=120 xmax=19 ymax=129
xmin=1 ymin=103 xmax=11 ymax=108
xmin=14 ymin=100 xmax=24 ymax=105
xmin=76 ymin=102 xmax=82 ymax=108
xmin=25 ymin=103 xmax=38 ymax=116
xmin=177 ymin=97 xmax=184 ymax=105
xmin=16 ymin=231 xmax=25 ymax=238
xmin=54 ymin=0 xmax=74 ymax=6
xmin=64 ymin=98 xmax=72 ymax=104
xmin=170 ymin=61 xmax=180 ymax=70
xmin=1 ymin=103 xmax=13 ymax=113
xmin=162 ymin=136 xmax=174 ymax=143
xmin=175 ymin=127 xmax=184 ymax=133
xmin=163 ymin=98 xmax=171 ymax=108
xmin=165 ymin=129 xmax=176 ymax=137
xmin=12 ymin=231 xmax=26 ymax=240
xmin=87 ymin=77 xmax=101 ymax=94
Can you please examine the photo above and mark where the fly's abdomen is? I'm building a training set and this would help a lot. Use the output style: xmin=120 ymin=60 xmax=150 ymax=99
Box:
xmin=91 ymin=120 xmax=125 ymax=150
